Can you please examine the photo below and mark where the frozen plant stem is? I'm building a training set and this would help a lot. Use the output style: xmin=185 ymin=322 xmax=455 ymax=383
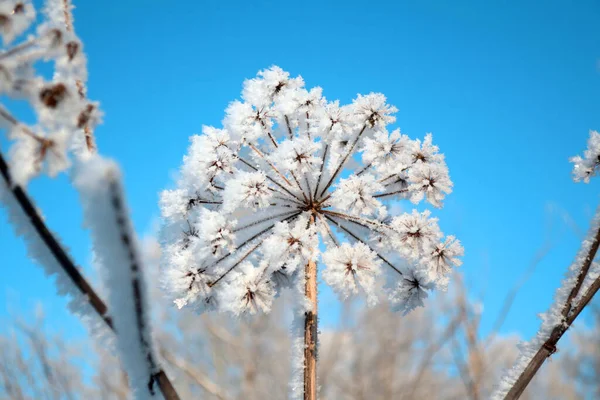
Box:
xmin=0 ymin=151 xmax=111 ymax=328
xmin=502 ymin=220 xmax=600 ymax=399
xmin=303 ymin=216 xmax=318 ymax=400
xmin=0 ymin=150 xmax=180 ymax=400
xmin=75 ymin=159 xmax=181 ymax=400
xmin=497 ymin=128 xmax=600 ymax=399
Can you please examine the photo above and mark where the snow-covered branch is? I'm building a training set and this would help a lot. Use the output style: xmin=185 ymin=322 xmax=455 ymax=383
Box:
xmin=0 ymin=150 xmax=112 ymax=332
xmin=493 ymin=131 xmax=600 ymax=399
xmin=74 ymin=157 xmax=179 ymax=399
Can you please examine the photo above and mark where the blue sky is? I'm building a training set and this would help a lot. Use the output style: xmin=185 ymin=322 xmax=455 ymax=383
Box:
xmin=1 ymin=0 xmax=600 ymax=345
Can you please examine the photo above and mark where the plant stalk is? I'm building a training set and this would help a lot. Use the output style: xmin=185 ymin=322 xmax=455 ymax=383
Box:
xmin=303 ymin=220 xmax=318 ymax=400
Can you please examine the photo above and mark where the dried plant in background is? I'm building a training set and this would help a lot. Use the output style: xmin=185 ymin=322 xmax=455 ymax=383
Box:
xmin=0 ymin=267 xmax=584 ymax=400
xmin=159 ymin=66 xmax=461 ymax=399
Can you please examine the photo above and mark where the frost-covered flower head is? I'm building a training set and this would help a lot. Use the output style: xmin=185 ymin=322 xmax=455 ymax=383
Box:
xmin=160 ymin=66 xmax=461 ymax=315
xmin=0 ymin=0 xmax=101 ymax=186
xmin=570 ymin=130 xmax=600 ymax=183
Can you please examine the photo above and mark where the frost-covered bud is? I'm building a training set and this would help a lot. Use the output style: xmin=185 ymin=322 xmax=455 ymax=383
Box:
xmin=421 ymin=235 xmax=463 ymax=283
xmin=570 ymin=130 xmax=600 ymax=183
xmin=320 ymin=100 xmax=351 ymax=141
xmin=330 ymin=174 xmax=384 ymax=216
xmin=271 ymin=137 xmax=321 ymax=175
xmin=352 ymin=93 xmax=397 ymax=128
xmin=263 ymin=215 xmax=318 ymax=273
xmin=322 ymin=242 xmax=382 ymax=306
xmin=411 ymin=133 xmax=444 ymax=165
xmin=388 ymin=272 xmax=429 ymax=315
xmin=75 ymin=102 xmax=102 ymax=130
xmin=54 ymin=38 xmax=88 ymax=83
xmin=390 ymin=210 xmax=442 ymax=259
xmin=202 ymin=126 xmax=236 ymax=151
xmin=224 ymin=101 xmax=274 ymax=143
xmin=181 ymin=132 xmax=237 ymax=192
xmin=243 ymin=65 xmax=304 ymax=109
xmin=0 ymin=1 xmax=35 ymax=45
xmin=294 ymin=87 xmax=326 ymax=132
xmin=222 ymin=171 xmax=272 ymax=213
xmin=407 ymin=162 xmax=453 ymax=208
xmin=362 ymin=129 xmax=413 ymax=175
xmin=34 ymin=82 xmax=86 ymax=132
xmin=164 ymin=249 xmax=217 ymax=311
xmin=220 ymin=262 xmax=275 ymax=315
xmin=8 ymin=127 xmax=70 ymax=186
xmin=159 ymin=189 xmax=191 ymax=221
xmin=198 ymin=208 xmax=237 ymax=256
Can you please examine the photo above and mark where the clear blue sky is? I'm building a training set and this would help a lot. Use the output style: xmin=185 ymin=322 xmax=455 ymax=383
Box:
xmin=1 ymin=0 xmax=600 ymax=344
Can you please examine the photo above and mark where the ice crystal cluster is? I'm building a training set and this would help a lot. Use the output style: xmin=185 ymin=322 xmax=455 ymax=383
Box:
xmin=0 ymin=0 xmax=100 ymax=186
xmin=160 ymin=66 xmax=462 ymax=316
xmin=570 ymin=130 xmax=600 ymax=183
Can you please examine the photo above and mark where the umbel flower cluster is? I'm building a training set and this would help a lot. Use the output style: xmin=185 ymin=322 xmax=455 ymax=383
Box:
xmin=160 ymin=66 xmax=462 ymax=316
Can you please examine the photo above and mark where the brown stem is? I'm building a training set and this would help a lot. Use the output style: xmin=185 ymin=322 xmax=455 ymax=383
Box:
xmin=303 ymin=216 xmax=318 ymax=400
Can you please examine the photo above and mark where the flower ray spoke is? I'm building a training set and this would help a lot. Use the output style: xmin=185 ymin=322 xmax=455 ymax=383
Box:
xmin=208 ymin=212 xmax=302 ymax=270
xmin=284 ymin=115 xmax=294 ymax=139
xmin=313 ymin=144 xmax=329 ymax=199
xmin=234 ymin=210 xmax=300 ymax=233
xmin=248 ymin=142 xmax=295 ymax=188
xmin=318 ymin=124 xmax=367 ymax=199
xmin=323 ymin=214 xmax=403 ymax=277
xmin=356 ymin=162 xmax=372 ymax=176
xmin=316 ymin=213 xmax=339 ymax=246
xmin=208 ymin=241 xmax=264 ymax=288
xmin=323 ymin=210 xmax=385 ymax=231
xmin=373 ymin=188 xmax=408 ymax=199
xmin=238 ymin=156 xmax=304 ymax=203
